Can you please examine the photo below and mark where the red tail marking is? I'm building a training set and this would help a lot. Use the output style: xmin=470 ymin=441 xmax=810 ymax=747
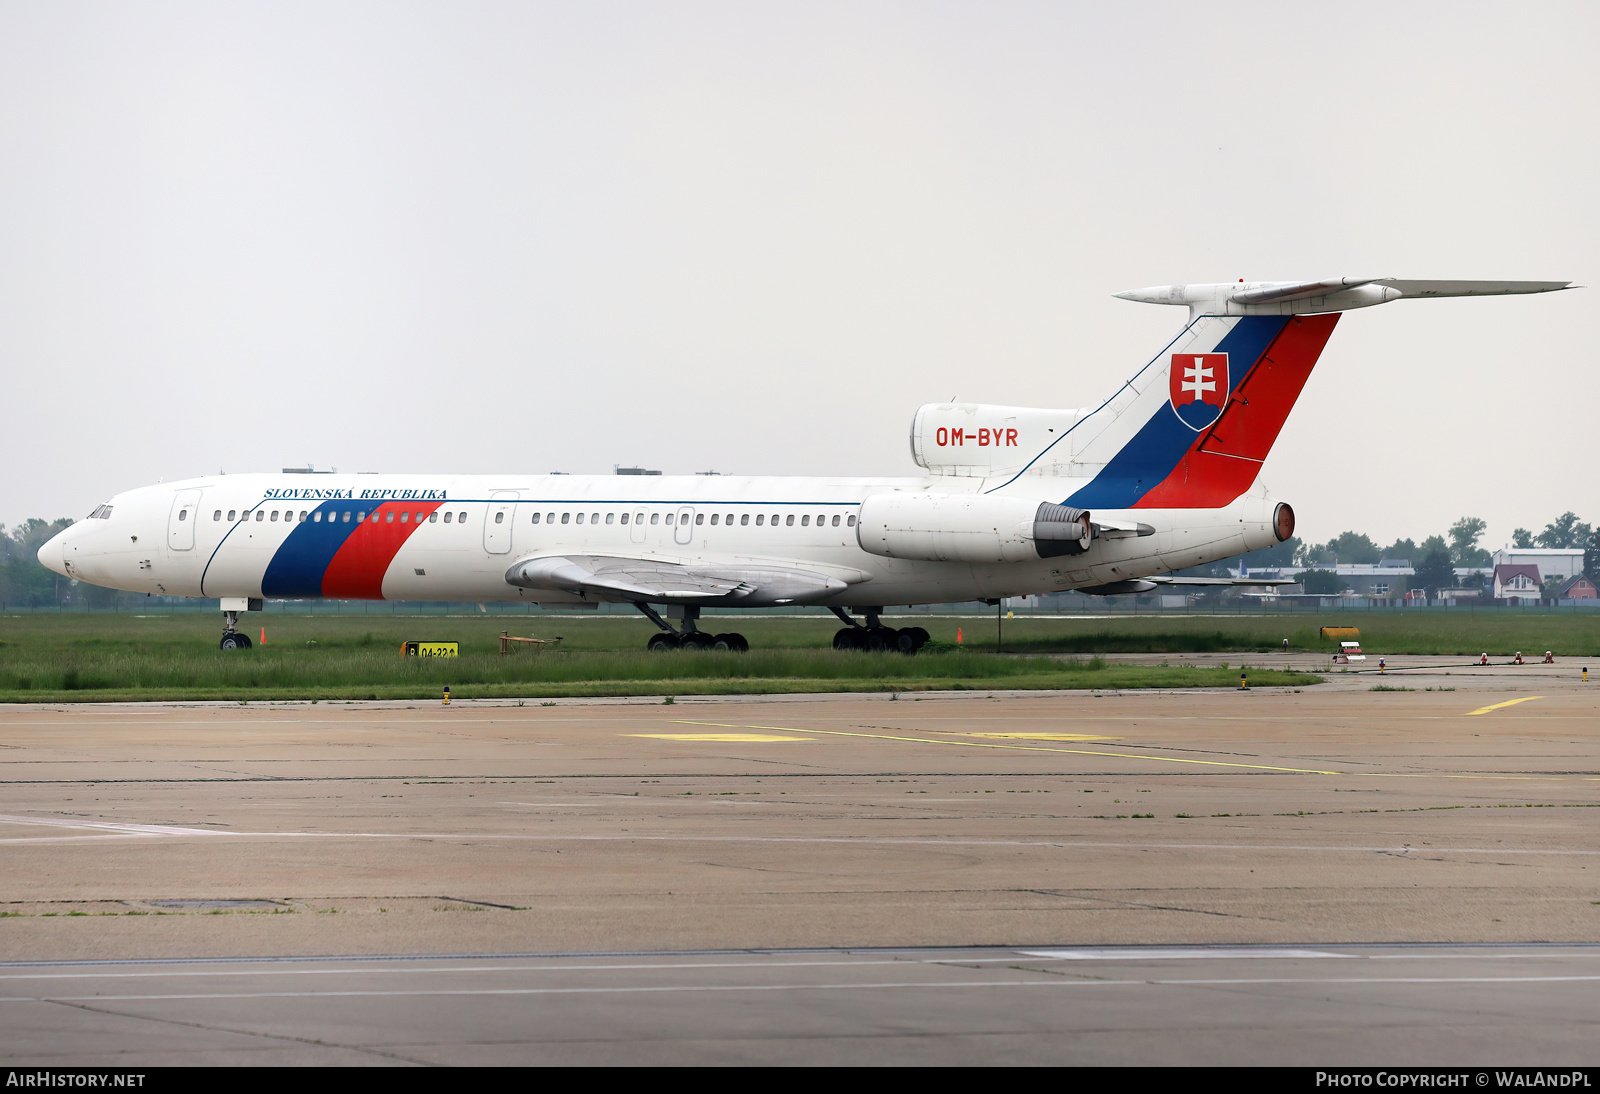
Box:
xmin=1133 ymin=314 xmax=1339 ymax=508
xmin=322 ymin=502 xmax=444 ymax=600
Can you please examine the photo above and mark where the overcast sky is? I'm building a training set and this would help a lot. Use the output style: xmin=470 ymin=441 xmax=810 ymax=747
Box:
xmin=1 ymin=2 xmax=1593 ymax=550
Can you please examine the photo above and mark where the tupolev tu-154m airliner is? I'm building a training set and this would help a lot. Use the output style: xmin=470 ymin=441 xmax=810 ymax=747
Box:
xmin=39 ymin=277 xmax=1571 ymax=652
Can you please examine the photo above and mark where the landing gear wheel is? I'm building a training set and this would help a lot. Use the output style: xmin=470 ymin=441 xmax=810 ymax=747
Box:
xmin=833 ymin=628 xmax=861 ymax=651
xmin=894 ymin=628 xmax=920 ymax=655
xmin=680 ymin=632 xmax=715 ymax=651
xmin=865 ymin=627 xmax=893 ymax=652
xmin=711 ymin=633 xmax=749 ymax=653
xmin=219 ymin=632 xmax=252 ymax=651
xmin=646 ymin=632 xmax=681 ymax=652
xmin=908 ymin=627 xmax=930 ymax=647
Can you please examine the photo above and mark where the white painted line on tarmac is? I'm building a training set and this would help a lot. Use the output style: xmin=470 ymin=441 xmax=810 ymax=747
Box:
xmin=0 ymin=814 xmax=228 ymax=837
xmin=10 ymin=973 xmax=1600 ymax=1003
xmin=1019 ymin=948 xmax=1349 ymax=960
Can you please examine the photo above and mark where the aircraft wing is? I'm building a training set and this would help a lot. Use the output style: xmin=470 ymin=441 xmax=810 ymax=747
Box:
xmin=1149 ymin=576 xmax=1299 ymax=586
xmin=504 ymin=554 xmax=863 ymax=605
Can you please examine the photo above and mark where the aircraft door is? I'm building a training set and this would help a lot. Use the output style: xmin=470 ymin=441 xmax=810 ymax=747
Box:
xmin=630 ymin=509 xmax=646 ymax=545
xmin=483 ymin=491 xmax=519 ymax=555
xmin=167 ymin=489 xmax=203 ymax=551
xmin=674 ymin=507 xmax=694 ymax=546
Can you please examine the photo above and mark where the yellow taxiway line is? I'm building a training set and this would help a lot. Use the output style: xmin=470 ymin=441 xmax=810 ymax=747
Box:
xmin=1465 ymin=697 xmax=1543 ymax=716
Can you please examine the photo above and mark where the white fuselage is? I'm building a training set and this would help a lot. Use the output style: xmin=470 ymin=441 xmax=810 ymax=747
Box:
xmin=41 ymin=472 xmax=1285 ymax=608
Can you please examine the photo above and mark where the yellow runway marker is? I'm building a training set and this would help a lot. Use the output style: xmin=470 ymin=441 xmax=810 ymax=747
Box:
xmin=1465 ymin=697 xmax=1543 ymax=716
xmin=961 ymin=733 xmax=1120 ymax=742
xmin=671 ymin=721 xmax=1340 ymax=775
xmin=630 ymin=733 xmax=812 ymax=743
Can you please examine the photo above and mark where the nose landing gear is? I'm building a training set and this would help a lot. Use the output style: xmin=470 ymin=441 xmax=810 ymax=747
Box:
xmin=218 ymin=598 xmax=262 ymax=651
xmin=219 ymin=610 xmax=253 ymax=651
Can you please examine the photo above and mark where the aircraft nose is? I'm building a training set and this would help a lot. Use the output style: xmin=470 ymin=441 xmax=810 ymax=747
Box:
xmin=37 ymin=529 xmax=69 ymax=577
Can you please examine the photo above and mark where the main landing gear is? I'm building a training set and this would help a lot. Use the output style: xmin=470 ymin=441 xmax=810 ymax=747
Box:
xmin=830 ymin=607 xmax=928 ymax=655
xmin=635 ymin=603 xmax=748 ymax=653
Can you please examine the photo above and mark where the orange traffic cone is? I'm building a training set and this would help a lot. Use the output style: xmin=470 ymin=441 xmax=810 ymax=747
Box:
xmin=957 ymin=627 xmax=963 ymax=645
xmin=260 ymin=627 xmax=266 ymax=645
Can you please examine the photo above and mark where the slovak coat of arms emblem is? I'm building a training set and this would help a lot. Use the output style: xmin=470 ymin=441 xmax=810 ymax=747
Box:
xmin=1169 ymin=352 xmax=1229 ymax=430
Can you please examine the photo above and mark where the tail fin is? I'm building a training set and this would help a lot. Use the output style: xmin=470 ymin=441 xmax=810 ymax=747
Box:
xmin=1048 ymin=277 xmax=1570 ymax=510
xmin=1061 ymin=312 xmax=1337 ymax=509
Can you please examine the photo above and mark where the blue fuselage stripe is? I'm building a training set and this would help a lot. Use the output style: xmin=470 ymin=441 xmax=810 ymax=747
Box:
xmin=260 ymin=501 xmax=363 ymax=597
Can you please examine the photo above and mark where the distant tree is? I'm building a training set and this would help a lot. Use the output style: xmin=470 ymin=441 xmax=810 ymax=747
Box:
xmin=1296 ymin=540 xmax=1332 ymax=567
xmin=1298 ymin=569 xmax=1347 ymax=595
xmin=1382 ymin=538 xmax=1417 ymax=562
xmin=1536 ymin=512 xmax=1592 ymax=550
xmin=1416 ymin=548 xmax=1456 ymax=595
xmin=1448 ymin=516 xmax=1491 ymax=567
xmin=1326 ymin=531 xmax=1380 ymax=565
xmin=1585 ymin=529 xmax=1600 ymax=579
xmin=1512 ymin=528 xmax=1535 ymax=549
xmin=0 ymin=518 xmax=75 ymax=608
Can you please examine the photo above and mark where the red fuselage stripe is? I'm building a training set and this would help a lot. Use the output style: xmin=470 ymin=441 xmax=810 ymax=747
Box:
xmin=321 ymin=501 xmax=446 ymax=600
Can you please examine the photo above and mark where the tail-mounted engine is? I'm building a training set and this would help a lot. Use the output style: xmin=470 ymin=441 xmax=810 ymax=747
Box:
xmin=856 ymin=493 xmax=1147 ymax=564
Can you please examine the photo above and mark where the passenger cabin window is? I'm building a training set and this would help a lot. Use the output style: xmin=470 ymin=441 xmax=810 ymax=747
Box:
xmin=801 ymin=515 xmax=809 ymax=526
xmin=606 ymin=513 xmax=614 ymax=524
xmin=695 ymin=513 xmax=704 ymax=525
xmin=443 ymin=512 xmax=453 ymax=523
xmin=561 ymin=513 xmax=569 ymax=524
xmin=532 ymin=513 xmax=541 ymax=524
xmin=771 ymin=514 xmax=780 ymax=525
xmin=546 ymin=512 xmax=555 ymax=523
xmin=343 ymin=512 xmax=352 ymax=522
xmin=300 ymin=511 xmax=308 ymax=522
xmin=227 ymin=510 xmax=237 ymax=521
xmin=458 ymin=512 xmax=467 ymax=522
xmin=848 ymin=515 xmax=857 ymax=527
xmin=755 ymin=514 xmax=764 ymax=525
xmin=495 ymin=512 xmax=505 ymax=524
xmin=785 ymin=514 xmax=794 ymax=526
xmin=428 ymin=513 xmax=437 ymax=523
xmin=179 ymin=510 xmax=188 ymax=521
xmin=725 ymin=513 xmax=733 ymax=525
xmin=255 ymin=511 xmax=265 ymax=522
xmin=591 ymin=512 xmax=599 ymax=524
xmin=651 ymin=513 xmax=660 ymax=525
xmin=710 ymin=514 xmax=718 ymax=525
xmin=620 ymin=513 xmax=629 ymax=525
xmin=740 ymin=514 xmax=749 ymax=526
xmin=665 ymin=513 xmax=674 ymax=526
xmin=213 ymin=510 xmax=221 ymax=521
xmin=313 ymin=512 xmax=321 ymax=522
xmin=575 ymin=513 xmax=584 ymax=524
xmin=831 ymin=514 xmax=840 ymax=526
xmin=399 ymin=512 xmax=407 ymax=523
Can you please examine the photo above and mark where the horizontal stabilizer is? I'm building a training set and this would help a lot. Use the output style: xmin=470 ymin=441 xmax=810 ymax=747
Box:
xmin=1116 ymin=278 xmax=1571 ymax=318
xmin=1374 ymin=279 xmax=1574 ymax=299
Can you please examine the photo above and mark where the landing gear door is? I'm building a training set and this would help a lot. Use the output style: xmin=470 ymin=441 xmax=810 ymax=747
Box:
xmin=167 ymin=489 xmax=203 ymax=551
xmin=484 ymin=491 xmax=519 ymax=555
